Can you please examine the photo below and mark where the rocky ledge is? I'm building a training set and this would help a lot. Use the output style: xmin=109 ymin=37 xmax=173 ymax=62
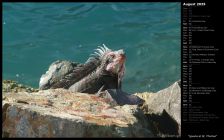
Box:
xmin=2 ymin=80 xmax=181 ymax=137
xmin=3 ymin=80 xmax=39 ymax=93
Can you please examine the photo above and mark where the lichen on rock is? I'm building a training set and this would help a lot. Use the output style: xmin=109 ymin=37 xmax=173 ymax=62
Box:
xmin=2 ymin=80 xmax=181 ymax=138
xmin=2 ymin=88 xmax=153 ymax=137
xmin=3 ymin=80 xmax=39 ymax=93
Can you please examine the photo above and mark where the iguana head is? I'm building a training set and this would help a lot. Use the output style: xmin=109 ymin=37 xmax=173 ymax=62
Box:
xmin=93 ymin=44 xmax=126 ymax=75
xmin=105 ymin=49 xmax=126 ymax=75
xmin=92 ymin=44 xmax=126 ymax=88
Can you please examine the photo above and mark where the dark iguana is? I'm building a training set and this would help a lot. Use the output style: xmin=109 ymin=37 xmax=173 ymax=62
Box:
xmin=39 ymin=44 xmax=144 ymax=105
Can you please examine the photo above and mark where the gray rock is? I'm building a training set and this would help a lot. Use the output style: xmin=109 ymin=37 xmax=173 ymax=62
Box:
xmin=3 ymin=80 xmax=181 ymax=138
xmin=3 ymin=88 xmax=154 ymax=137
xmin=135 ymin=81 xmax=181 ymax=137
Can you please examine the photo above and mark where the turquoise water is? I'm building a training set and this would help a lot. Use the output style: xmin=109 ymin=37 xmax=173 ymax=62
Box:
xmin=3 ymin=3 xmax=180 ymax=93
